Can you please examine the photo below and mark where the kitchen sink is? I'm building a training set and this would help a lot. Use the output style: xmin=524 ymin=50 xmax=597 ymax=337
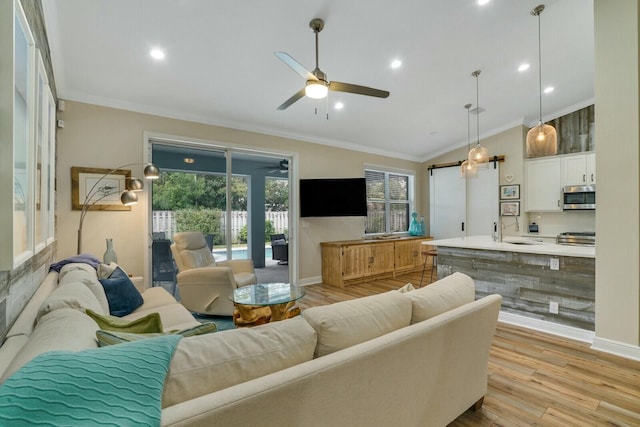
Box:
xmin=502 ymin=238 xmax=543 ymax=245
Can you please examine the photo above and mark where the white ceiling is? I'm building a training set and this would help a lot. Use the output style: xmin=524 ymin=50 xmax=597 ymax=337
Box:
xmin=42 ymin=0 xmax=594 ymax=161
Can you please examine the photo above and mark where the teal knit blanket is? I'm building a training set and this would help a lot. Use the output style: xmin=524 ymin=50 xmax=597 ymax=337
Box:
xmin=0 ymin=335 xmax=181 ymax=426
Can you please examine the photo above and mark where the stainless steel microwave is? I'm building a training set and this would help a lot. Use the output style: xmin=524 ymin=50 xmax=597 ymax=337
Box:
xmin=563 ymin=185 xmax=595 ymax=210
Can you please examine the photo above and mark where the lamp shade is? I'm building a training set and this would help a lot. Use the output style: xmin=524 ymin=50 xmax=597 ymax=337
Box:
xmin=305 ymin=80 xmax=328 ymax=99
xmin=126 ymin=177 xmax=144 ymax=192
xmin=120 ymin=190 xmax=138 ymax=206
xmin=526 ymin=122 xmax=558 ymax=157
xmin=468 ymin=143 xmax=490 ymax=166
xmin=460 ymin=159 xmax=479 ymax=179
xmin=143 ymin=164 xmax=160 ymax=179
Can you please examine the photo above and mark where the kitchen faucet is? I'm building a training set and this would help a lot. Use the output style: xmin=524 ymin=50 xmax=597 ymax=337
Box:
xmin=502 ymin=211 xmax=520 ymax=232
xmin=493 ymin=212 xmax=519 ymax=242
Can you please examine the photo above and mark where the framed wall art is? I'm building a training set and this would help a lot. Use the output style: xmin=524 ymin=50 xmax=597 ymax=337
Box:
xmin=500 ymin=201 xmax=520 ymax=216
xmin=499 ymin=184 xmax=520 ymax=200
xmin=71 ymin=166 xmax=131 ymax=211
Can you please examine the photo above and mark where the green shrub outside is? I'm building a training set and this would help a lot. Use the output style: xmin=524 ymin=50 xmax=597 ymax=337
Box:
xmin=175 ymin=208 xmax=224 ymax=245
xmin=238 ymin=220 xmax=276 ymax=243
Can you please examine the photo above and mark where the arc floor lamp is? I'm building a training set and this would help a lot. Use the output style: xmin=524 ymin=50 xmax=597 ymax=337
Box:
xmin=77 ymin=163 xmax=159 ymax=254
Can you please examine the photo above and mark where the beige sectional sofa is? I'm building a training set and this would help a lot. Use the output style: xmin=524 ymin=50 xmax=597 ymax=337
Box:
xmin=0 ymin=262 xmax=502 ymax=427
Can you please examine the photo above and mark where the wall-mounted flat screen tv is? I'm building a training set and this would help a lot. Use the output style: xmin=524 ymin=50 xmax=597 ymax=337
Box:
xmin=300 ymin=178 xmax=367 ymax=217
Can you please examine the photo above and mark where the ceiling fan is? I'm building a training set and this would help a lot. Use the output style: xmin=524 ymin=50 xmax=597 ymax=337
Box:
xmin=260 ymin=159 xmax=289 ymax=173
xmin=275 ymin=18 xmax=390 ymax=110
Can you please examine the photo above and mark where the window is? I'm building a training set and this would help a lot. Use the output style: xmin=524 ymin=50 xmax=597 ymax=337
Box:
xmin=365 ymin=168 xmax=413 ymax=234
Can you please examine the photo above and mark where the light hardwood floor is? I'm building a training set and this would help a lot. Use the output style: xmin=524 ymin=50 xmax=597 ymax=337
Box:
xmin=297 ymin=270 xmax=640 ymax=426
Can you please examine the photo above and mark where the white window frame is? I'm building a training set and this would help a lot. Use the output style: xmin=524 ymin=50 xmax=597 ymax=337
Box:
xmin=364 ymin=165 xmax=415 ymax=235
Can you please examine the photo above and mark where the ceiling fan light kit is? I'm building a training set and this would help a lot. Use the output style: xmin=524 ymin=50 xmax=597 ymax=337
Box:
xmin=275 ymin=18 xmax=389 ymax=110
xmin=305 ymin=80 xmax=328 ymax=99
xmin=526 ymin=4 xmax=558 ymax=158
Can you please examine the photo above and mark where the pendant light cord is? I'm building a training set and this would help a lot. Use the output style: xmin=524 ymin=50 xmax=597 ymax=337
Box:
xmin=475 ymin=71 xmax=480 ymax=145
xmin=537 ymin=11 xmax=543 ymax=123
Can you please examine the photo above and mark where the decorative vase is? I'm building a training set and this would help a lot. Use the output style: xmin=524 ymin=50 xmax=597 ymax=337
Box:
xmin=103 ymin=238 xmax=118 ymax=264
xmin=419 ymin=217 xmax=426 ymax=236
xmin=409 ymin=212 xmax=421 ymax=236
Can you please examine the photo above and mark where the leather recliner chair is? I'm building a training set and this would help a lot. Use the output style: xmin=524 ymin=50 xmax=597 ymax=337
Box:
xmin=170 ymin=231 xmax=257 ymax=316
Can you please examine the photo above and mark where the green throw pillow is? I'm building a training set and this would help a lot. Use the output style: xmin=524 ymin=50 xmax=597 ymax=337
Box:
xmin=96 ymin=322 xmax=218 ymax=346
xmin=86 ymin=309 xmax=163 ymax=333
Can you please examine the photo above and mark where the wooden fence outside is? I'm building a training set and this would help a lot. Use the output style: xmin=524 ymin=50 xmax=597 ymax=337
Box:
xmin=152 ymin=210 xmax=288 ymax=243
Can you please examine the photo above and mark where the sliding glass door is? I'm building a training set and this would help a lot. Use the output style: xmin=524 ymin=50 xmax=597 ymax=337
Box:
xmin=149 ymin=141 xmax=291 ymax=289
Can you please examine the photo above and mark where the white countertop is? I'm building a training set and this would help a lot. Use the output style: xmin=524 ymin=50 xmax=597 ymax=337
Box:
xmin=424 ymin=235 xmax=595 ymax=258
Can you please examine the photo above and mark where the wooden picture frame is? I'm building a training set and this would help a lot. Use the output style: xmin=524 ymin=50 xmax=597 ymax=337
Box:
xmin=500 ymin=184 xmax=520 ymax=200
xmin=71 ymin=166 xmax=131 ymax=211
xmin=500 ymin=201 xmax=520 ymax=216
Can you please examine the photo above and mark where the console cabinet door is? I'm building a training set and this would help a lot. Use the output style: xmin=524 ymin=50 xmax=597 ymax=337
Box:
xmin=395 ymin=239 xmax=425 ymax=271
xmin=341 ymin=245 xmax=369 ymax=281
xmin=368 ymin=242 xmax=395 ymax=276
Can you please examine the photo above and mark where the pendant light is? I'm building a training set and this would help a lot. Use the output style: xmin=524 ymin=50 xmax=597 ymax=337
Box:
xmin=526 ymin=4 xmax=557 ymax=158
xmin=468 ymin=70 xmax=489 ymax=167
xmin=460 ymin=103 xmax=478 ymax=179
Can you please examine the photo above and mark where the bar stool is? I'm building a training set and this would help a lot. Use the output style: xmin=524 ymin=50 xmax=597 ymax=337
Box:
xmin=419 ymin=248 xmax=438 ymax=287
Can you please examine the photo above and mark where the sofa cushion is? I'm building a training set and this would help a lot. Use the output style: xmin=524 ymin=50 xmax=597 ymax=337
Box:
xmin=86 ymin=309 xmax=163 ymax=333
xmin=98 ymin=267 xmax=144 ymax=316
xmin=35 ymin=281 xmax=105 ymax=324
xmin=57 ymin=269 xmax=110 ymax=314
xmin=302 ymin=290 xmax=412 ymax=357
xmin=136 ymin=287 xmax=178 ymax=312
xmin=96 ymin=322 xmax=217 ymax=346
xmin=125 ymin=303 xmax=200 ymax=331
xmin=404 ymin=272 xmax=476 ymax=324
xmin=0 ymin=308 xmax=99 ymax=383
xmin=58 ymin=262 xmax=98 ymax=280
xmin=162 ymin=317 xmax=317 ymax=408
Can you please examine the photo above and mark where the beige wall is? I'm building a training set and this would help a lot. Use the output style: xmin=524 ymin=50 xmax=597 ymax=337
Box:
xmin=56 ymin=101 xmax=422 ymax=283
xmin=594 ymin=0 xmax=640 ymax=346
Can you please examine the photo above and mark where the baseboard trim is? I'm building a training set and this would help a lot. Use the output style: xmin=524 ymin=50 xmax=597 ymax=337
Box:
xmin=591 ymin=337 xmax=640 ymax=362
xmin=498 ymin=312 xmax=595 ymax=344
xmin=298 ymin=276 xmax=322 ymax=287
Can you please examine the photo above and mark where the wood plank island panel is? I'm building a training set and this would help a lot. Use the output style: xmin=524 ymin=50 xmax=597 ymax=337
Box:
xmin=436 ymin=246 xmax=595 ymax=330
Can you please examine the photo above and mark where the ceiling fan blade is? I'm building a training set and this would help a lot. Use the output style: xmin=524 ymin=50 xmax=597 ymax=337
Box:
xmin=274 ymin=52 xmax=317 ymax=81
xmin=277 ymin=88 xmax=306 ymax=110
xmin=329 ymin=81 xmax=390 ymax=98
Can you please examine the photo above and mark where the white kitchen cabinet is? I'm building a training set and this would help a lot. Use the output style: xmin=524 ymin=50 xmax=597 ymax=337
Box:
xmin=586 ymin=152 xmax=596 ymax=184
xmin=561 ymin=152 xmax=596 ymax=186
xmin=525 ymin=157 xmax=562 ymax=212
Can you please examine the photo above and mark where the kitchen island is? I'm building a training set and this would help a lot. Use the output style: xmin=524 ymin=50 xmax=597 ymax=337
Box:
xmin=425 ymin=235 xmax=595 ymax=331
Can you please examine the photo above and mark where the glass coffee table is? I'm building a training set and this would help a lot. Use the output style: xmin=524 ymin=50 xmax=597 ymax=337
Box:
xmin=230 ymin=283 xmax=306 ymax=326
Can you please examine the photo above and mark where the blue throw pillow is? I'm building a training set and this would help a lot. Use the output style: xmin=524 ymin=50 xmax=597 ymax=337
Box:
xmin=98 ymin=267 xmax=144 ymax=316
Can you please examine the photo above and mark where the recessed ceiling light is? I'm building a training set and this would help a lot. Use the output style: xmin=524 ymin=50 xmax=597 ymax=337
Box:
xmin=183 ymin=157 xmax=195 ymax=164
xmin=544 ymin=86 xmax=555 ymax=94
xmin=334 ymin=102 xmax=344 ymax=110
xmin=477 ymin=0 xmax=490 ymax=5
xmin=390 ymin=59 xmax=402 ymax=69
xmin=518 ymin=63 xmax=530 ymax=72
xmin=150 ymin=48 xmax=165 ymax=60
